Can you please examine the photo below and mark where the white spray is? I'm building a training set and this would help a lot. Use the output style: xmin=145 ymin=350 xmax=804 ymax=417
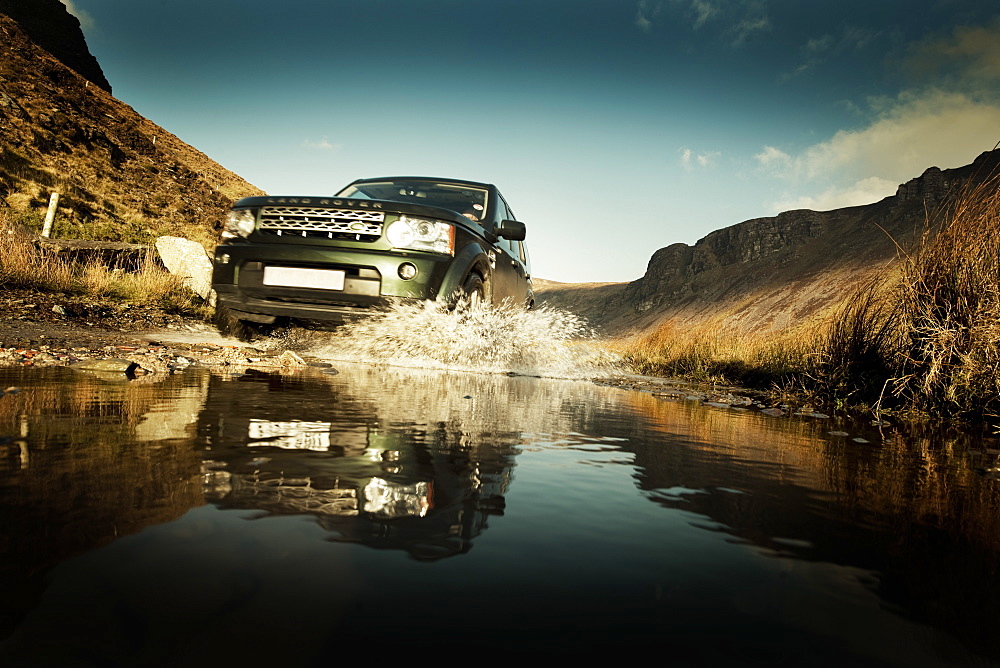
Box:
xmin=288 ymin=301 xmax=621 ymax=379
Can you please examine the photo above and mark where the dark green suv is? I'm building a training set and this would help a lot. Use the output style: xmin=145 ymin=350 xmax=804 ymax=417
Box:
xmin=212 ymin=176 xmax=532 ymax=334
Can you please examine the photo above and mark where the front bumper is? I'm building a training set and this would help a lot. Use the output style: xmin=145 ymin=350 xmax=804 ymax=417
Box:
xmin=212 ymin=242 xmax=452 ymax=323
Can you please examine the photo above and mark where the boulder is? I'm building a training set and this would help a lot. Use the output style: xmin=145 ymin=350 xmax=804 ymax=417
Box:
xmin=155 ymin=236 xmax=214 ymax=300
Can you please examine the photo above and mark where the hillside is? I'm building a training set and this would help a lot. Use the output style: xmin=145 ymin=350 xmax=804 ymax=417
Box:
xmin=0 ymin=0 xmax=110 ymax=93
xmin=0 ymin=9 xmax=264 ymax=246
xmin=538 ymin=149 xmax=1000 ymax=338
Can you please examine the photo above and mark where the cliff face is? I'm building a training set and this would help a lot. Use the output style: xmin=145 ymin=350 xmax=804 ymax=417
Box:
xmin=0 ymin=0 xmax=111 ymax=92
xmin=0 ymin=14 xmax=264 ymax=244
xmin=538 ymin=149 xmax=1000 ymax=337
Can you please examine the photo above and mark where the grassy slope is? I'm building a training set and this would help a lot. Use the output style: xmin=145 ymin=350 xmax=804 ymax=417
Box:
xmin=0 ymin=15 xmax=265 ymax=246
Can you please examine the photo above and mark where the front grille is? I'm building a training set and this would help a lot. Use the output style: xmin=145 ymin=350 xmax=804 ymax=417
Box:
xmin=258 ymin=206 xmax=385 ymax=241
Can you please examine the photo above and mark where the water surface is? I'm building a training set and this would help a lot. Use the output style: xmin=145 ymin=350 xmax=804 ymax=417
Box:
xmin=1 ymin=364 xmax=998 ymax=665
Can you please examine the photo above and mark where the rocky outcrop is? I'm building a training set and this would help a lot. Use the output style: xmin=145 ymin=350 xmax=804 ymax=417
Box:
xmin=0 ymin=0 xmax=111 ymax=92
xmin=538 ymin=149 xmax=1000 ymax=336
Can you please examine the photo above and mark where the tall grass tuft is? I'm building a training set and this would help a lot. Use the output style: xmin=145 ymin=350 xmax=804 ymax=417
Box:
xmin=78 ymin=252 xmax=189 ymax=309
xmin=0 ymin=210 xmax=197 ymax=310
xmin=812 ymin=278 xmax=901 ymax=406
xmin=0 ymin=225 xmax=75 ymax=290
xmin=891 ymin=174 xmax=1000 ymax=418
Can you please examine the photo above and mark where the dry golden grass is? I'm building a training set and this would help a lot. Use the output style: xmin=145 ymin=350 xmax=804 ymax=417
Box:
xmin=613 ymin=321 xmax=819 ymax=388
xmin=0 ymin=223 xmax=76 ymax=291
xmin=810 ymin=277 xmax=902 ymax=404
xmin=77 ymin=252 xmax=187 ymax=305
xmin=891 ymin=173 xmax=1000 ymax=417
xmin=0 ymin=210 xmax=195 ymax=309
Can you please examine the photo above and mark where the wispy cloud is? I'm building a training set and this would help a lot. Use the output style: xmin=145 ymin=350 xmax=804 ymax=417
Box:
xmin=60 ymin=0 xmax=94 ymax=29
xmin=303 ymin=136 xmax=341 ymax=151
xmin=729 ymin=15 xmax=771 ymax=47
xmin=635 ymin=0 xmax=662 ymax=33
xmin=689 ymin=0 xmax=718 ymax=29
xmin=754 ymin=145 xmax=791 ymax=171
xmin=665 ymin=0 xmax=768 ymax=46
xmin=787 ymin=26 xmax=881 ymax=79
xmin=680 ymin=147 xmax=721 ymax=170
xmin=770 ymin=177 xmax=899 ymax=212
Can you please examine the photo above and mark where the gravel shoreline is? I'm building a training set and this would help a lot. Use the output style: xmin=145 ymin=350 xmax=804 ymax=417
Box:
xmin=0 ymin=337 xmax=324 ymax=375
xmin=0 ymin=292 xmax=326 ymax=376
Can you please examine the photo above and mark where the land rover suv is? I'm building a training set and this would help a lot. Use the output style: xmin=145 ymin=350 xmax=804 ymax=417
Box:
xmin=211 ymin=176 xmax=532 ymax=335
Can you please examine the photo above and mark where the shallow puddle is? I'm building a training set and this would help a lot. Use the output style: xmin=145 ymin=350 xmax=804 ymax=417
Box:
xmin=1 ymin=363 xmax=999 ymax=663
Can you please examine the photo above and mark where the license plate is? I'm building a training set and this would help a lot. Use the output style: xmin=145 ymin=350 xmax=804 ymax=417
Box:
xmin=263 ymin=266 xmax=346 ymax=290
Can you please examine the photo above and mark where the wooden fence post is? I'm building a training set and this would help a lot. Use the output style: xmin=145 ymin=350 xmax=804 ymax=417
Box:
xmin=41 ymin=192 xmax=59 ymax=238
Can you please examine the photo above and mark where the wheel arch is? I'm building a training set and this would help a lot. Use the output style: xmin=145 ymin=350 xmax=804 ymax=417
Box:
xmin=437 ymin=244 xmax=493 ymax=304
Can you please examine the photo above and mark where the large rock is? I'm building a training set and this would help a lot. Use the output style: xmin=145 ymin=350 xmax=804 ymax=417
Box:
xmin=155 ymin=236 xmax=214 ymax=300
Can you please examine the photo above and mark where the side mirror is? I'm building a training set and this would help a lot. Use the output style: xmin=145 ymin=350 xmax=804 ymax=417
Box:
xmin=496 ymin=219 xmax=526 ymax=241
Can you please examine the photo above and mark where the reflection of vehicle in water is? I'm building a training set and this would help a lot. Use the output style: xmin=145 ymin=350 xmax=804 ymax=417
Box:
xmin=197 ymin=369 xmax=519 ymax=559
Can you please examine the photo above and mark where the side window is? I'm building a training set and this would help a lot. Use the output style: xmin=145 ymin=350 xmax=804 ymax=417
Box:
xmin=494 ymin=196 xmax=510 ymax=225
xmin=498 ymin=194 xmax=516 ymax=221
xmin=495 ymin=193 xmax=525 ymax=265
xmin=491 ymin=195 xmax=513 ymax=254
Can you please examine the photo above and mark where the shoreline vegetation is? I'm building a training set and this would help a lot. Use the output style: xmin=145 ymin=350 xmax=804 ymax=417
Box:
xmin=3 ymin=175 xmax=999 ymax=425
xmin=619 ymin=172 xmax=1000 ymax=424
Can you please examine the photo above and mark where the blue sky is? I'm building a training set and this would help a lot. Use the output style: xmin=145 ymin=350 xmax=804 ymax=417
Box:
xmin=63 ymin=0 xmax=1000 ymax=283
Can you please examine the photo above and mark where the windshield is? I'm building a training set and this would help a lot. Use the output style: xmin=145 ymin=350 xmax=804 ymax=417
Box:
xmin=337 ymin=180 xmax=489 ymax=223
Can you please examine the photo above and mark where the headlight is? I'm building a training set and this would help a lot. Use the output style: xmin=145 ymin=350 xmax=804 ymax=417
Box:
xmin=386 ymin=216 xmax=455 ymax=255
xmin=222 ymin=208 xmax=257 ymax=239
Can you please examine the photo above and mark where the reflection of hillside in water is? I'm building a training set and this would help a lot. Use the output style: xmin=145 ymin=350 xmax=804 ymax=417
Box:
xmin=615 ymin=391 xmax=1000 ymax=658
xmin=0 ymin=366 xmax=207 ymax=633
xmin=197 ymin=364 xmax=602 ymax=559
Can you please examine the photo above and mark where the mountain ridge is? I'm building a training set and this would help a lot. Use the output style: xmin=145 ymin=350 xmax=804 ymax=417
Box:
xmin=537 ymin=149 xmax=1000 ymax=338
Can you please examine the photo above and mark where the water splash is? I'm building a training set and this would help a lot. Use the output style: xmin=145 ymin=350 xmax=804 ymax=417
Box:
xmin=285 ymin=301 xmax=621 ymax=379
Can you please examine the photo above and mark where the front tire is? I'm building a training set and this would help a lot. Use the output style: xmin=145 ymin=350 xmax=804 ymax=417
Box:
xmin=458 ymin=273 xmax=485 ymax=310
xmin=213 ymin=305 xmax=273 ymax=342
